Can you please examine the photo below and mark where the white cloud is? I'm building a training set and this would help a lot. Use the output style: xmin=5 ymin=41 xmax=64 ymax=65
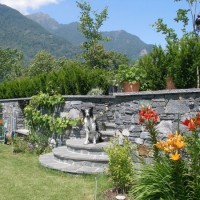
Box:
xmin=0 ymin=0 xmax=60 ymax=14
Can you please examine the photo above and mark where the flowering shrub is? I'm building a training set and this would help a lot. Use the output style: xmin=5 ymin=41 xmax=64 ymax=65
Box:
xmin=181 ymin=113 xmax=200 ymax=198
xmin=130 ymin=106 xmax=200 ymax=199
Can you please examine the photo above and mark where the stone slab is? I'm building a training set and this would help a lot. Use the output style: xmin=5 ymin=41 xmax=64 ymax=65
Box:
xmin=53 ymin=146 xmax=108 ymax=162
xmin=66 ymin=138 xmax=110 ymax=152
xmin=39 ymin=153 xmax=106 ymax=174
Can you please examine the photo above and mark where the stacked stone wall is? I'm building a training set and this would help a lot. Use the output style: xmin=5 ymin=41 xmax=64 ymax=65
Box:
xmin=1 ymin=89 xmax=200 ymax=158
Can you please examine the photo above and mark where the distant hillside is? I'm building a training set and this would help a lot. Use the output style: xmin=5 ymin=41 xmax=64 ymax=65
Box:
xmin=27 ymin=13 xmax=153 ymax=61
xmin=0 ymin=4 xmax=78 ymax=62
xmin=26 ymin=12 xmax=60 ymax=32
xmin=102 ymin=30 xmax=153 ymax=60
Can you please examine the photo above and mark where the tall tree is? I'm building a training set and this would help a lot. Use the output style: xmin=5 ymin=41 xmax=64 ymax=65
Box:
xmin=76 ymin=1 xmax=109 ymax=68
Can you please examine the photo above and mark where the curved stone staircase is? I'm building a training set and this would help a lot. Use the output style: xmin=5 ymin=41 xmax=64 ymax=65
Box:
xmin=39 ymin=138 xmax=111 ymax=174
xmin=39 ymin=122 xmax=116 ymax=174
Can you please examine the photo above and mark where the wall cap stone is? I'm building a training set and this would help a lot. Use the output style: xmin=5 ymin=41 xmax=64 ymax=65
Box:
xmin=113 ymin=88 xmax=200 ymax=97
xmin=0 ymin=88 xmax=200 ymax=103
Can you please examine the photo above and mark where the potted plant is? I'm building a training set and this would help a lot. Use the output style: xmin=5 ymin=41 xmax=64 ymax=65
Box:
xmin=116 ymin=64 xmax=146 ymax=92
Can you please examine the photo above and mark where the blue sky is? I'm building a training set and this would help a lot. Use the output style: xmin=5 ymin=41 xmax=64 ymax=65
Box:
xmin=0 ymin=0 xmax=198 ymax=47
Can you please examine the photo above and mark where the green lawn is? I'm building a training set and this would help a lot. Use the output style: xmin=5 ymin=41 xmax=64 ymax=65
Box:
xmin=0 ymin=143 xmax=111 ymax=200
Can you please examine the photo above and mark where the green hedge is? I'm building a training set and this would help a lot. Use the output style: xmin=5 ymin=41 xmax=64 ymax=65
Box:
xmin=0 ymin=64 xmax=110 ymax=99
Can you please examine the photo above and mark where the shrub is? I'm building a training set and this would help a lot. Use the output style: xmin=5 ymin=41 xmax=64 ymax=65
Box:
xmin=13 ymin=133 xmax=52 ymax=155
xmin=23 ymin=92 xmax=80 ymax=154
xmin=0 ymin=64 xmax=110 ymax=98
xmin=105 ymin=137 xmax=135 ymax=194
xmin=130 ymin=107 xmax=200 ymax=200
xmin=13 ymin=136 xmax=28 ymax=153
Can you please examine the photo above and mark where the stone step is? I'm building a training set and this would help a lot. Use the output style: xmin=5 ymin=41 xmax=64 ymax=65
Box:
xmin=39 ymin=138 xmax=111 ymax=174
xmin=39 ymin=153 xmax=106 ymax=174
xmin=66 ymin=138 xmax=110 ymax=155
xmin=100 ymin=130 xmax=115 ymax=137
xmin=53 ymin=146 xmax=108 ymax=168
xmin=103 ymin=122 xmax=116 ymax=130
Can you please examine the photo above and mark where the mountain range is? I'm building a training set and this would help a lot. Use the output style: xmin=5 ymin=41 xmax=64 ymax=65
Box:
xmin=0 ymin=4 xmax=153 ymax=62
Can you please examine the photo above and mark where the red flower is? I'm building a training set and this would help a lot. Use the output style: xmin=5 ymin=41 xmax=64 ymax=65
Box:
xmin=181 ymin=118 xmax=196 ymax=131
xmin=138 ymin=105 xmax=160 ymax=124
xmin=181 ymin=118 xmax=191 ymax=127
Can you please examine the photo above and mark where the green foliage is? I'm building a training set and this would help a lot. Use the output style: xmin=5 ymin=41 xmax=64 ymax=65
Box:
xmin=153 ymin=18 xmax=178 ymax=42
xmin=152 ymin=0 xmax=198 ymax=42
xmin=136 ymin=46 xmax=167 ymax=90
xmin=28 ymin=51 xmax=58 ymax=76
xmin=136 ymin=36 xmax=198 ymax=90
xmin=116 ymin=64 xmax=147 ymax=88
xmin=106 ymin=51 xmax=130 ymax=69
xmin=24 ymin=92 xmax=79 ymax=138
xmin=13 ymin=136 xmax=28 ymax=153
xmin=13 ymin=133 xmax=51 ymax=155
xmin=130 ymin=157 xmax=189 ymax=200
xmin=150 ymin=0 xmax=200 ymax=88
xmin=77 ymin=1 xmax=110 ymax=68
xmin=76 ymin=1 xmax=131 ymax=69
xmin=0 ymin=47 xmax=24 ymax=83
xmin=174 ymin=0 xmax=197 ymax=33
xmin=0 ymin=62 xmax=110 ymax=98
xmin=29 ymin=92 xmax=64 ymax=111
xmin=172 ymin=35 xmax=198 ymax=88
xmin=183 ymin=125 xmax=200 ymax=199
xmin=77 ymin=1 xmax=108 ymax=43
xmin=105 ymin=137 xmax=135 ymax=194
xmin=130 ymin=110 xmax=200 ymax=200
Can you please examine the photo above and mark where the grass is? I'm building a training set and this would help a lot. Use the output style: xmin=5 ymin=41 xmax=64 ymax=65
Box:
xmin=0 ymin=143 xmax=111 ymax=200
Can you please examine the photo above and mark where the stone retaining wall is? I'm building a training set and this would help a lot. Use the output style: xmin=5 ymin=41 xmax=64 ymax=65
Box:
xmin=1 ymin=89 xmax=200 ymax=162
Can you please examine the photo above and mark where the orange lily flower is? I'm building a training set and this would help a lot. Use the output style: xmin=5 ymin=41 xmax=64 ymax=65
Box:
xmin=155 ymin=132 xmax=185 ymax=161
xmin=175 ymin=140 xmax=185 ymax=149
xmin=170 ymin=151 xmax=181 ymax=161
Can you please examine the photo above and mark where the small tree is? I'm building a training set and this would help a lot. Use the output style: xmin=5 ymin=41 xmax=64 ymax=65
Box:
xmin=77 ymin=1 xmax=109 ymax=68
xmin=28 ymin=51 xmax=57 ymax=77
